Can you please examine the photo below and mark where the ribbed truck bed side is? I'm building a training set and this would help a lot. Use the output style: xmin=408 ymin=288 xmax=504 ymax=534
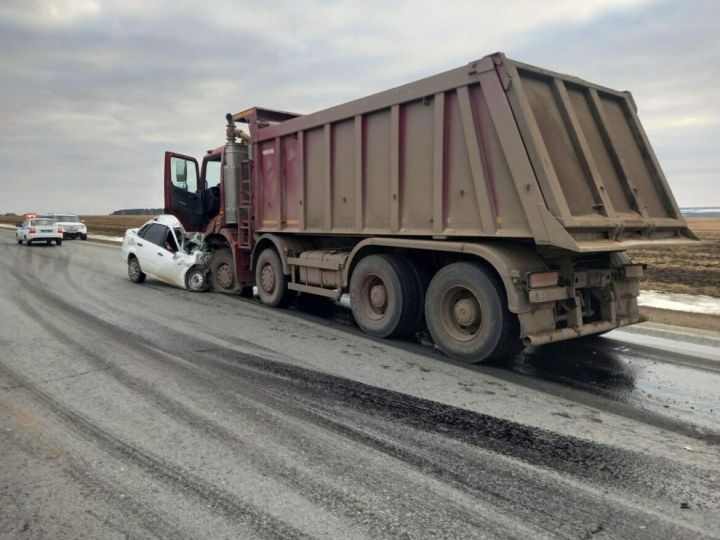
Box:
xmin=251 ymin=52 xmax=697 ymax=252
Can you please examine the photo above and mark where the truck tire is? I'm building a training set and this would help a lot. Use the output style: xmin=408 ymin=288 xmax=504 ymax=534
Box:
xmin=256 ymin=248 xmax=295 ymax=307
xmin=425 ymin=262 xmax=519 ymax=363
xmin=402 ymin=256 xmax=429 ymax=334
xmin=349 ymin=254 xmax=420 ymax=338
xmin=210 ymin=249 xmax=236 ymax=293
xmin=127 ymin=256 xmax=146 ymax=283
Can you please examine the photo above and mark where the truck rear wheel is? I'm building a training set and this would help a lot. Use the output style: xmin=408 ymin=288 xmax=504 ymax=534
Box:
xmin=425 ymin=262 xmax=519 ymax=363
xmin=256 ymin=248 xmax=294 ymax=307
xmin=349 ymin=254 xmax=420 ymax=338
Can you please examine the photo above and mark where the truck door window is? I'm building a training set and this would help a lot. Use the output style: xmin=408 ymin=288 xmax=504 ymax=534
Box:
xmin=170 ymin=157 xmax=198 ymax=193
xmin=205 ymin=160 xmax=221 ymax=189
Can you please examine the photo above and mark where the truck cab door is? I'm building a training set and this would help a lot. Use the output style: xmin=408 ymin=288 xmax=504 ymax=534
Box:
xmin=164 ymin=152 xmax=204 ymax=231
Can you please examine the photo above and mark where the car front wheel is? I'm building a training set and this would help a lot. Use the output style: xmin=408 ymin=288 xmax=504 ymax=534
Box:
xmin=185 ymin=267 xmax=209 ymax=292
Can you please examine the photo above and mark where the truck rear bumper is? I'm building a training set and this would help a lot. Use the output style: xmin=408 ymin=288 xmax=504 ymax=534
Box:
xmin=521 ymin=313 xmax=648 ymax=347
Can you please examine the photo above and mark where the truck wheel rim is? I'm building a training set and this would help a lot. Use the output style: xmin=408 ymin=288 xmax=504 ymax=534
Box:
xmin=260 ymin=264 xmax=276 ymax=293
xmin=362 ymin=274 xmax=388 ymax=320
xmin=188 ymin=271 xmax=205 ymax=291
xmin=441 ymin=286 xmax=482 ymax=341
xmin=216 ymin=263 xmax=234 ymax=289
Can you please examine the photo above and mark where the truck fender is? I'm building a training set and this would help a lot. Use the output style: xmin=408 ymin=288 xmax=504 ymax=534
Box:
xmin=341 ymin=238 xmax=548 ymax=314
xmin=251 ymin=233 xmax=310 ymax=275
xmin=204 ymin=230 xmax=237 ymax=255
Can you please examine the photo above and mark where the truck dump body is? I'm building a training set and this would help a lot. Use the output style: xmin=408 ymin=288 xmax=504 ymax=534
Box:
xmin=162 ymin=52 xmax=697 ymax=362
xmin=249 ymin=53 xmax=695 ymax=252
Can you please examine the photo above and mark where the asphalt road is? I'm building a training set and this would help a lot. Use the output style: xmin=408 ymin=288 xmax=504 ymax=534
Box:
xmin=1 ymin=230 xmax=719 ymax=539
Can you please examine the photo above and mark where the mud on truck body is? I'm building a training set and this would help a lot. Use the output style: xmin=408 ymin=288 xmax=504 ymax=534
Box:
xmin=164 ymin=52 xmax=697 ymax=363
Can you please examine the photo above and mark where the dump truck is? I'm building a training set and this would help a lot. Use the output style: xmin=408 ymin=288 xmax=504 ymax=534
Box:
xmin=162 ymin=52 xmax=697 ymax=363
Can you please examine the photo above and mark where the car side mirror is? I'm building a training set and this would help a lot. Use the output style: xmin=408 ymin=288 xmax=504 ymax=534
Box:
xmin=15 ymin=223 xmax=22 ymax=227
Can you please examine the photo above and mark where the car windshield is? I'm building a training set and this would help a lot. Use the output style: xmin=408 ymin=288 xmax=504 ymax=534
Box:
xmin=32 ymin=219 xmax=53 ymax=226
xmin=55 ymin=215 xmax=79 ymax=222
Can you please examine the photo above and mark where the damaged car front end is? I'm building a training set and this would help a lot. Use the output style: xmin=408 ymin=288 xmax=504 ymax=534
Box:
xmin=121 ymin=215 xmax=212 ymax=292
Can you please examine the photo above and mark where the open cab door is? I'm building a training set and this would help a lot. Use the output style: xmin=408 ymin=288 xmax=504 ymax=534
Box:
xmin=164 ymin=152 xmax=205 ymax=231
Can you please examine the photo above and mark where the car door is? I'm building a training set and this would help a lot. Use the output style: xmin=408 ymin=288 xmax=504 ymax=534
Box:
xmin=159 ymin=227 xmax=189 ymax=288
xmin=142 ymin=223 xmax=179 ymax=285
xmin=135 ymin=223 xmax=166 ymax=275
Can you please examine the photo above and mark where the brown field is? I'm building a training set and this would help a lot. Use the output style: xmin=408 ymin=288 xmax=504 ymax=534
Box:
xmin=2 ymin=215 xmax=717 ymax=299
xmin=0 ymin=214 xmax=151 ymax=237
xmin=628 ymin=217 xmax=720 ymax=298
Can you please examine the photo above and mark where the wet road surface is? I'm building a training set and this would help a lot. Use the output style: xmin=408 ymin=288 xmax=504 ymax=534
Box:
xmin=1 ymin=231 xmax=719 ymax=538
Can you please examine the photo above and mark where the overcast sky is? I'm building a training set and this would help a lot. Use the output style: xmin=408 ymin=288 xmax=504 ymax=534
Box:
xmin=1 ymin=0 xmax=718 ymax=214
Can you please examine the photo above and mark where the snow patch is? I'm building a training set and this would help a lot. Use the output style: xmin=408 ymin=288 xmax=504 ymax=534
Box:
xmin=638 ymin=290 xmax=720 ymax=316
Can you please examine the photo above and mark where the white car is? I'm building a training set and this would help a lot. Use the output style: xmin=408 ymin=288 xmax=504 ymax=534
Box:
xmin=121 ymin=215 xmax=210 ymax=292
xmin=16 ymin=218 xmax=63 ymax=246
xmin=43 ymin=213 xmax=87 ymax=240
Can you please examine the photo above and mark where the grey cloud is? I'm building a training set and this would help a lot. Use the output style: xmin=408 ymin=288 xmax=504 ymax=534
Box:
xmin=0 ymin=0 xmax=717 ymax=213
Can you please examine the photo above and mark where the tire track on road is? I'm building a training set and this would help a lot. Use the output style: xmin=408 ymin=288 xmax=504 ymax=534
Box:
xmin=4 ymin=261 xmax=509 ymax=537
xmin=3 ymin=257 xmax=718 ymax=537
xmin=0 ymin=360 xmax=310 ymax=540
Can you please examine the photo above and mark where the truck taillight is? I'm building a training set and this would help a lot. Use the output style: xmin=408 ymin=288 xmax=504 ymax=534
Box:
xmin=57 ymin=226 xmax=64 ymax=233
xmin=29 ymin=226 xmax=36 ymax=233
xmin=623 ymin=264 xmax=644 ymax=279
xmin=527 ymin=271 xmax=559 ymax=289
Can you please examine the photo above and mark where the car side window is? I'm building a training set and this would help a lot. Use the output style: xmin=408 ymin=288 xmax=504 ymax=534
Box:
xmin=137 ymin=223 xmax=152 ymax=238
xmin=143 ymin=224 xmax=167 ymax=246
xmin=164 ymin=228 xmax=178 ymax=252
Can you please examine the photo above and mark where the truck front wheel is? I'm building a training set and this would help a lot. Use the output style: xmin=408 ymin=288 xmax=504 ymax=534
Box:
xmin=425 ymin=262 xmax=519 ymax=363
xmin=210 ymin=250 xmax=236 ymax=293
xmin=349 ymin=254 xmax=420 ymax=338
xmin=256 ymin=248 xmax=294 ymax=307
